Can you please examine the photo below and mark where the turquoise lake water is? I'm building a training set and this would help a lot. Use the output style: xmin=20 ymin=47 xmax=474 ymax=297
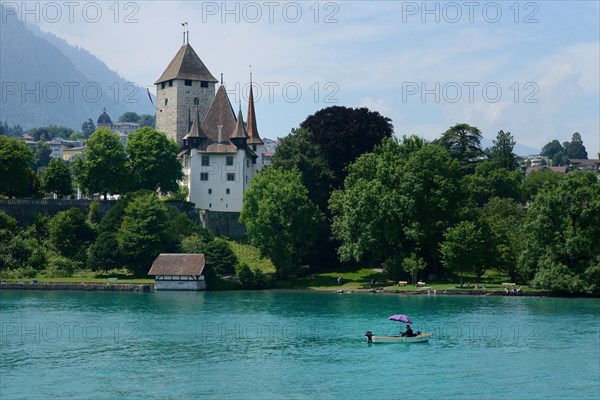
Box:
xmin=1 ymin=290 xmax=599 ymax=399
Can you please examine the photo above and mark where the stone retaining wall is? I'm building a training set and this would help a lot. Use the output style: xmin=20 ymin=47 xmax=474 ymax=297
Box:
xmin=0 ymin=282 xmax=153 ymax=292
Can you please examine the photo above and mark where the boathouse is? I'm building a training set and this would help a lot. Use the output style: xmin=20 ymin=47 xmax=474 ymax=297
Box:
xmin=148 ymin=253 xmax=207 ymax=291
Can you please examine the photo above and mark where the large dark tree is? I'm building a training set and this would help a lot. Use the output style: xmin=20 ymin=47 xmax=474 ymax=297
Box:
xmin=563 ymin=132 xmax=588 ymax=159
xmin=437 ymin=123 xmax=484 ymax=172
xmin=300 ymin=106 xmax=393 ymax=187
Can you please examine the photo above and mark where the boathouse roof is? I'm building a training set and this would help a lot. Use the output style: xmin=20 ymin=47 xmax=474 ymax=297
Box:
xmin=148 ymin=253 xmax=206 ymax=276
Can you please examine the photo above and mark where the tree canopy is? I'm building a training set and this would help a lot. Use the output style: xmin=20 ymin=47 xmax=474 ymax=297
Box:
xmin=125 ymin=127 xmax=183 ymax=194
xmin=72 ymin=128 xmax=128 ymax=198
xmin=299 ymin=106 xmax=393 ymax=187
xmin=240 ymin=167 xmax=325 ymax=278
xmin=41 ymin=158 xmax=72 ymax=197
xmin=0 ymin=136 xmax=34 ymax=197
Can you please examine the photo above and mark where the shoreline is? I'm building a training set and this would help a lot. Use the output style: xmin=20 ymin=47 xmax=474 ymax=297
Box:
xmin=0 ymin=282 xmax=153 ymax=292
xmin=1 ymin=282 xmax=595 ymax=298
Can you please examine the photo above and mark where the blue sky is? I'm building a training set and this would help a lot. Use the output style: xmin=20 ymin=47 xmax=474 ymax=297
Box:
xmin=23 ymin=1 xmax=600 ymax=153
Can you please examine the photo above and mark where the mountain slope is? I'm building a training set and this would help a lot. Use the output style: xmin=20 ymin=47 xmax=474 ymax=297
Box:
xmin=0 ymin=13 xmax=154 ymax=131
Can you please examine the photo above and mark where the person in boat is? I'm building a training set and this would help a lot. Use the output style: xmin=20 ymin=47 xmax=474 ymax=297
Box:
xmin=401 ymin=325 xmax=415 ymax=337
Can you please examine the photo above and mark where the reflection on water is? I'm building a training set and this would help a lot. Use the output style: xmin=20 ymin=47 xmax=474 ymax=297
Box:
xmin=1 ymin=290 xmax=598 ymax=399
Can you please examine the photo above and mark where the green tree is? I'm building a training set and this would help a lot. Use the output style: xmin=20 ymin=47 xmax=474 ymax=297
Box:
xmin=440 ymin=221 xmax=485 ymax=285
xmin=31 ymin=140 xmax=52 ymax=172
xmin=563 ymin=132 xmax=588 ymax=159
xmin=541 ymin=140 xmax=563 ymax=159
xmin=519 ymin=171 xmax=600 ymax=292
xmin=483 ymin=197 xmax=525 ymax=282
xmin=87 ymin=231 xmax=122 ymax=271
xmin=41 ymin=158 xmax=72 ymax=197
xmin=466 ymin=161 xmax=522 ymax=206
xmin=271 ymin=128 xmax=335 ymax=213
xmin=436 ymin=123 xmax=484 ymax=172
xmin=490 ymin=130 xmax=517 ymax=170
xmin=81 ymin=119 xmax=96 ymax=137
xmin=118 ymin=112 xmax=140 ymax=123
xmin=138 ymin=114 xmax=156 ymax=128
xmin=117 ymin=192 xmax=170 ymax=274
xmin=240 ymin=167 xmax=326 ymax=278
xmin=180 ymin=232 xmax=214 ymax=254
xmin=522 ymin=169 xmax=564 ymax=201
xmin=47 ymin=208 xmax=96 ymax=263
xmin=330 ymin=137 xmax=464 ymax=277
xmin=0 ymin=136 xmax=34 ymax=197
xmin=72 ymin=128 xmax=128 ymax=199
xmin=204 ymin=238 xmax=238 ymax=275
xmin=540 ymin=140 xmax=567 ymax=166
xmin=402 ymin=254 xmax=427 ymax=284
xmin=125 ymin=127 xmax=183 ymax=194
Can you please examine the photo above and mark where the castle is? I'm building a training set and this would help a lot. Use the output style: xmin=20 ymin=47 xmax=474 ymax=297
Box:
xmin=154 ymin=41 xmax=265 ymax=214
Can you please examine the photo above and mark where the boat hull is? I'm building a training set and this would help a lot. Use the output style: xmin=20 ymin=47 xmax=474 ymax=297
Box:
xmin=368 ymin=333 xmax=431 ymax=343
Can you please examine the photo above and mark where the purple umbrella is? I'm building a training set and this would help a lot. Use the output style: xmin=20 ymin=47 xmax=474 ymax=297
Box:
xmin=388 ymin=314 xmax=413 ymax=324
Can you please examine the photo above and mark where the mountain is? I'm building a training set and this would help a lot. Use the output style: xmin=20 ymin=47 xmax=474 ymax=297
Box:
xmin=0 ymin=11 xmax=154 ymax=131
xmin=481 ymin=138 xmax=539 ymax=156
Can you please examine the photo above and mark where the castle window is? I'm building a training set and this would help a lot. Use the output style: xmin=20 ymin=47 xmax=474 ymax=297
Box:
xmin=168 ymin=80 xmax=173 ymax=87
xmin=226 ymin=156 xmax=233 ymax=166
xmin=208 ymin=188 xmax=212 ymax=194
xmin=161 ymin=82 xmax=165 ymax=89
xmin=253 ymin=145 xmax=257 ymax=151
xmin=201 ymin=81 xmax=209 ymax=88
xmin=193 ymin=97 xmax=199 ymax=106
xmin=201 ymin=155 xmax=210 ymax=166
xmin=185 ymin=80 xmax=192 ymax=86
xmin=164 ymin=98 xmax=168 ymax=106
xmin=227 ymin=173 xmax=235 ymax=181
xmin=226 ymin=188 xmax=230 ymax=195
xmin=200 ymin=173 xmax=209 ymax=181
xmin=246 ymin=160 xmax=250 ymax=168
xmin=209 ymin=203 xmax=212 ymax=208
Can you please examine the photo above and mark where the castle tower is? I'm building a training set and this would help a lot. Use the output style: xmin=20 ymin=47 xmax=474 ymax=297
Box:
xmin=155 ymin=43 xmax=218 ymax=146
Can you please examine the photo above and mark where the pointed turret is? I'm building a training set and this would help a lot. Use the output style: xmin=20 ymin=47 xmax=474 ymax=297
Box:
xmin=154 ymin=44 xmax=218 ymax=84
xmin=246 ymin=82 xmax=263 ymax=145
xmin=230 ymin=104 xmax=248 ymax=149
xmin=183 ymin=108 xmax=207 ymax=149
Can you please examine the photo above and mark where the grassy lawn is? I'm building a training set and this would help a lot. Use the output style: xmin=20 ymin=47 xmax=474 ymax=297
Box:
xmin=227 ymin=240 xmax=276 ymax=274
xmin=291 ymin=267 xmax=536 ymax=292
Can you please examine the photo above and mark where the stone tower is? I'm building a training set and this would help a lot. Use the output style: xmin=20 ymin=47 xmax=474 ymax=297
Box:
xmin=155 ymin=43 xmax=218 ymax=146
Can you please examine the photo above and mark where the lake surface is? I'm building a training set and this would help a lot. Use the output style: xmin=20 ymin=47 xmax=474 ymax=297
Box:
xmin=1 ymin=290 xmax=598 ymax=399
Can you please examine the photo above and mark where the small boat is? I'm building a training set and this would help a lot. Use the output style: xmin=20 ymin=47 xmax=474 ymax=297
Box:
xmin=365 ymin=314 xmax=432 ymax=344
xmin=365 ymin=332 xmax=431 ymax=343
